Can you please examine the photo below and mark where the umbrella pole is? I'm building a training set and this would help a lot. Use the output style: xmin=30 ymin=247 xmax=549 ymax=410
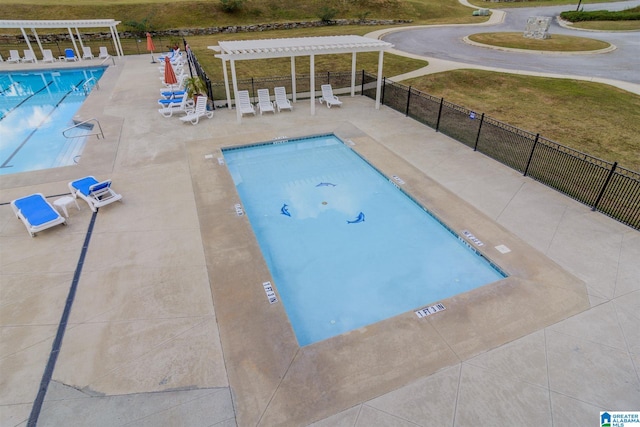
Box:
xmin=151 ymin=52 xmax=156 ymax=63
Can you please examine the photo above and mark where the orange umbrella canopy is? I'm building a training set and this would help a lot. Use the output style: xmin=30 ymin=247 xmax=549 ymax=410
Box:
xmin=146 ymin=32 xmax=155 ymax=53
xmin=164 ymin=56 xmax=178 ymax=86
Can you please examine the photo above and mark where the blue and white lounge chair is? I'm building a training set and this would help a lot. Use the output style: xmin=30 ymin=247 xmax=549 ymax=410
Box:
xmin=180 ymin=96 xmax=213 ymax=125
xmin=158 ymin=95 xmax=195 ymax=117
xmin=11 ymin=193 xmax=67 ymax=237
xmin=69 ymin=176 xmax=123 ymax=212
xmin=64 ymin=48 xmax=78 ymax=62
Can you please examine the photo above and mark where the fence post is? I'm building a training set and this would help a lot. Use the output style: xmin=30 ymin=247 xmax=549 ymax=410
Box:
xmin=405 ymin=86 xmax=411 ymax=117
xmin=592 ymin=162 xmax=618 ymax=211
xmin=473 ymin=113 xmax=484 ymax=151
xmin=435 ymin=98 xmax=444 ymax=132
xmin=382 ymin=77 xmax=386 ymax=105
xmin=361 ymin=70 xmax=365 ymax=95
xmin=251 ymin=78 xmax=255 ymax=101
xmin=523 ymin=133 xmax=540 ymax=177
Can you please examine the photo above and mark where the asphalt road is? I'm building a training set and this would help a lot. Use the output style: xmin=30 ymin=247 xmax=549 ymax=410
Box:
xmin=382 ymin=0 xmax=640 ymax=84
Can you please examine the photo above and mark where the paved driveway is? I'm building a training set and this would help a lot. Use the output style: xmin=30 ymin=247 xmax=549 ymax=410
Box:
xmin=382 ymin=0 xmax=640 ymax=84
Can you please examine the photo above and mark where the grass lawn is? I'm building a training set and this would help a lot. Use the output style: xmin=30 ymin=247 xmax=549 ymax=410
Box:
xmin=467 ymin=32 xmax=611 ymax=51
xmin=404 ymin=70 xmax=640 ymax=171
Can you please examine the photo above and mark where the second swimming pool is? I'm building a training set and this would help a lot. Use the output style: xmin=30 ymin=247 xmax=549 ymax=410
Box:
xmin=0 ymin=67 xmax=106 ymax=175
xmin=223 ymin=134 xmax=506 ymax=346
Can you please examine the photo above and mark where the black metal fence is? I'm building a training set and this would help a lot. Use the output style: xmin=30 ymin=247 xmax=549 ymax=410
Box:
xmin=367 ymin=73 xmax=640 ymax=230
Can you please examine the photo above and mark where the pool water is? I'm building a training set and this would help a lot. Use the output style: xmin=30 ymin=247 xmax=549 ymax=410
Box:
xmin=223 ymin=134 xmax=506 ymax=346
xmin=0 ymin=67 xmax=106 ymax=175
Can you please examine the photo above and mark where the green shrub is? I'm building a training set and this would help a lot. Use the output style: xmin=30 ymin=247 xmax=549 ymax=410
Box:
xmin=318 ymin=6 xmax=339 ymax=23
xmin=561 ymin=6 xmax=640 ymax=22
xmin=220 ymin=0 xmax=245 ymax=13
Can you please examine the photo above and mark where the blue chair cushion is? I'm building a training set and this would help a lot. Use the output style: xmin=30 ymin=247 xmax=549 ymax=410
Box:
xmin=14 ymin=194 xmax=59 ymax=226
xmin=71 ymin=176 xmax=99 ymax=196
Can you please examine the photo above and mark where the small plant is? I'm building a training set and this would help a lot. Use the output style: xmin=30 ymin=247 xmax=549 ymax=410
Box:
xmin=318 ymin=6 xmax=338 ymax=23
xmin=220 ymin=0 xmax=245 ymax=13
xmin=184 ymin=76 xmax=207 ymax=99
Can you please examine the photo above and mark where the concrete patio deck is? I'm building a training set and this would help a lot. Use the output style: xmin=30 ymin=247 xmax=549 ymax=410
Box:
xmin=1 ymin=55 xmax=638 ymax=426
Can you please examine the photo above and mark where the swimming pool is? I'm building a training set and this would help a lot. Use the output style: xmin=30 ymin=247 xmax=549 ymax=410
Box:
xmin=223 ymin=134 xmax=507 ymax=346
xmin=0 ymin=67 xmax=106 ymax=175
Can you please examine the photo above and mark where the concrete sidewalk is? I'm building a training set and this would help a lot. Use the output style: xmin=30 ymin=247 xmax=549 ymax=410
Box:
xmin=1 ymin=55 xmax=638 ymax=427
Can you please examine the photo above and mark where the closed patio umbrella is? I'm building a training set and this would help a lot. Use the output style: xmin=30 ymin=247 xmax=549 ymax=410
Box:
xmin=164 ymin=56 xmax=178 ymax=91
xmin=146 ymin=32 xmax=156 ymax=63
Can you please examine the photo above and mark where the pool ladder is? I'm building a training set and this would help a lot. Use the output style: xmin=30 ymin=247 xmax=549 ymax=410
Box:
xmin=62 ymin=118 xmax=105 ymax=140
xmin=81 ymin=77 xmax=100 ymax=96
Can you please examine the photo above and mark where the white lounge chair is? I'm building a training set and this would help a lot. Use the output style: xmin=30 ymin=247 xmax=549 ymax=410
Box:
xmin=319 ymin=84 xmax=343 ymax=108
xmin=64 ymin=48 xmax=78 ymax=62
xmin=7 ymin=50 xmax=21 ymax=63
xmin=256 ymin=89 xmax=275 ymax=115
xmin=11 ymin=193 xmax=67 ymax=237
xmin=82 ymin=46 xmax=94 ymax=59
xmin=42 ymin=49 xmax=56 ymax=63
xmin=98 ymin=46 xmax=109 ymax=59
xmin=158 ymin=94 xmax=195 ymax=117
xmin=237 ymin=90 xmax=256 ymax=117
xmin=68 ymin=176 xmax=123 ymax=212
xmin=22 ymin=49 xmax=37 ymax=63
xmin=274 ymin=87 xmax=293 ymax=112
xmin=180 ymin=95 xmax=213 ymax=125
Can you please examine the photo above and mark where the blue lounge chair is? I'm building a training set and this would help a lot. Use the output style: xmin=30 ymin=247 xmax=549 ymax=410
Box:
xmin=64 ymin=48 xmax=78 ymax=62
xmin=11 ymin=193 xmax=67 ymax=237
xmin=69 ymin=176 xmax=122 ymax=212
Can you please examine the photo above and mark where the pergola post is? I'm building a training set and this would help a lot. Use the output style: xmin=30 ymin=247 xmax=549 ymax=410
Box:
xmin=32 ymin=28 xmax=44 ymax=56
xmin=222 ymin=59 xmax=232 ymax=110
xmin=375 ymin=50 xmax=384 ymax=109
xmin=290 ymin=56 xmax=296 ymax=103
xmin=19 ymin=28 xmax=35 ymax=56
xmin=351 ymin=52 xmax=357 ymax=97
xmin=67 ymin=27 xmax=80 ymax=58
xmin=230 ymin=59 xmax=241 ymax=123
xmin=310 ymin=54 xmax=315 ymax=116
xmin=75 ymin=27 xmax=85 ymax=58
xmin=110 ymin=25 xmax=124 ymax=57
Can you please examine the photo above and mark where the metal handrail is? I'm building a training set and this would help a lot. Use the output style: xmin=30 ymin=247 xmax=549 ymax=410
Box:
xmin=62 ymin=118 xmax=105 ymax=140
xmin=99 ymin=55 xmax=116 ymax=66
xmin=82 ymin=77 xmax=99 ymax=95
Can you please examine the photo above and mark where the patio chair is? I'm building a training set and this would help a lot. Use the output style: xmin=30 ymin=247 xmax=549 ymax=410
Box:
xmin=319 ymin=84 xmax=343 ymax=109
xmin=11 ymin=193 xmax=67 ymax=237
xmin=22 ymin=49 xmax=37 ymax=63
xmin=256 ymin=89 xmax=275 ymax=115
xmin=180 ymin=95 xmax=213 ymax=125
xmin=98 ymin=46 xmax=109 ymax=59
xmin=237 ymin=90 xmax=256 ymax=117
xmin=7 ymin=50 xmax=21 ymax=63
xmin=42 ymin=49 xmax=56 ymax=63
xmin=68 ymin=176 xmax=123 ymax=212
xmin=274 ymin=87 xmax=293 ymax=112
xmin=158 ymin=94 xmax=195 ymax=118
xmin=64 ymin=48 xmax=78 ymax=62
xmin=82 ymin=46 xmax=94 ymax=59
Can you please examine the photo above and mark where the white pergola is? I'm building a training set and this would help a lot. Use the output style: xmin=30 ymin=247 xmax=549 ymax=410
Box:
xmin=0 ymin=19 xmax=124 ymax=60
xmin=209 ymin=35 xmax=393 ymax=122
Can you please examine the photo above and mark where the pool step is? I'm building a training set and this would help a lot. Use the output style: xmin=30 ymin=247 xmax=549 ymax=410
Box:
xmin=55 ymin=126 xmax=89 ymax=167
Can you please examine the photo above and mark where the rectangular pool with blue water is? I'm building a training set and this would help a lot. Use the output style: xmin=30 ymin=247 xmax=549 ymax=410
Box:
xmin=0 ymin=67 xmax=106 ymax=175
xmin=223 ymin=134 xmax=506 ymax=346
